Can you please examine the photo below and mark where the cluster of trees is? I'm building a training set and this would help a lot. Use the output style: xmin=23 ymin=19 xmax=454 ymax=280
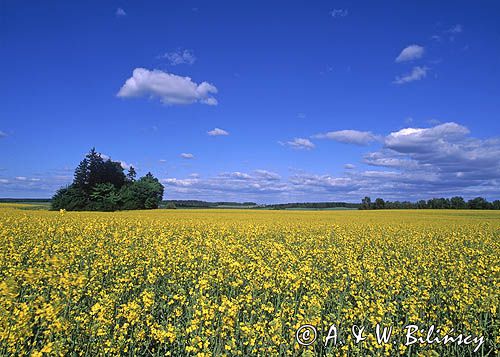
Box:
xmin=52 ymin=148 xmax=164 ymax=211
xmin=360 ymin=196 xmax=500 ymax=210
xmin=266 ymin=202 xmax=359 ymax=210
xmin=160 ymin=200 xmax=257 ymax=209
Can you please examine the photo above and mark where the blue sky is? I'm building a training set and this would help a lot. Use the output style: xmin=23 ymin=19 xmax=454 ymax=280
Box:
xmin=1 ymin=1 xmax=499 ymax=202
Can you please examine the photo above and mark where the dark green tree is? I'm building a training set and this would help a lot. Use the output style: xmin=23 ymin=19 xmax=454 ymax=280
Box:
xmin=361 ymin=196 xmax=372 ymax=210
xmin=467 ymin=197 xmax=490 ymax=209
xmin=73 ymin=158 xmax=89 ymax=191
xmin=374 ymin=198 xmax=385 ymax=209
xmin=51 ymin=185 xmax=88 ymax=211
xmin=90 ymin=183 xmax=120 ymax=211
xmin=127 ymin=166 xmax=137 ymax=182
xmin=450 ymin=196 xmax=466 ymax=209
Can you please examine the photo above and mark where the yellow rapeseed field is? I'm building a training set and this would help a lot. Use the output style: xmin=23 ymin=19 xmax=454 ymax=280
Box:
xmin=0 ymin=204 xmax=499 ymax=356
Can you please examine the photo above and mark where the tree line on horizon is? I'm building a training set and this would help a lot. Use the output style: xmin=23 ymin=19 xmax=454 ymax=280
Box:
xmin=51 ymin=148 xmax=164 ymax=211
xmin=360 ymin=196 xmax=500 ymax=210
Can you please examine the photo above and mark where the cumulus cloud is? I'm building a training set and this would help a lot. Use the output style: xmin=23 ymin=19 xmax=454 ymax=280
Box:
xmin=207 ymin=128 xmax=229 ymax=136
xmin=116 ymin=8 xmax=126 ymax=17
xmin=117 ymin=68 xmax=218 ymax=106
xmin=0 ymin=131 xmax=7 ymax=138
xmin=180 ymin=153 xmax=194 ymax=159
xmin=161 ymin=170 xmax=289 ymax=201
xmin=162 ymin=49 xmax=196 ymax=66
xmin=384 ymin=122 xmax=470 ymax=153
xmin=330 ymin=9 xmax=348 ymax=17
xmin=280 ymin=138 xmax=315 ymax=150
xmin=393 ymin=66 xmax=428 ymax=84
xmin=159 ymin=122 xmax=500 ymax=202
xmin=358 ymin=122 xmax=500 ymax=197
xmin=313 ymin=130 xmax=379 ymax=146
xmin=395 ymin=45 xmax=425 ymax=62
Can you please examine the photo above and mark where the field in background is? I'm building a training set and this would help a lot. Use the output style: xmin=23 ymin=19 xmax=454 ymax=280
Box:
xmin=0 ymin=204 xmax=499 ymax=356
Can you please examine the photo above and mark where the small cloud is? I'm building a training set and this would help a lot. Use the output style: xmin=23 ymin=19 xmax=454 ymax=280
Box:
xmin=254 ymin=169 xmax=281 ymax=180
xmin=395 ymin=45 xmax=425 ymax=63
xmin=330 ymin=9 xmax=348 ymax=18
xmin=15 ymin=176 xmax=27 ymax=181
xmin=447 ymin=24 xmax=463 ymax=34
xmin=404 ymin=117 xmax=414 ymax=125
xmin=159 ymin=159 xmax=167 ymax=163
xmin=116 ymin=8 xmax=126 ymax=17
xmin=162 ymin=49 xmax=196 ymax=66
xmin=120 ymin=161 xmax=132 ymax=170
xmin=0 ymin=179 xmax=9 ymax=184
xmin=297 ymin=113 xmax=306 ymax=119
xmin=117 ymin=68 xmax=218 ymax=106
xmin=427 ymin=119 xmax=441 ymax=125
xmin=99 ymin=153 xmax=110 ymax=160
xmin=344 ymin=164 xmax=356 ymax=169
xmin=180 ymin=153 xmax=194 ymax=159
xmin=313 ymin=130 xmax=379 ymax=146
xmin=431 ymin=35 xmax=442 ymax=42
xmin=0 ymin=130 xmax=7 ymax=138
xmin=207 ymin=128 xmax=229 ymax=136
xmin=280 ymin=138 xmax=315 ymax=150
xmin=393 ymin=66 xmax=428 ymax=84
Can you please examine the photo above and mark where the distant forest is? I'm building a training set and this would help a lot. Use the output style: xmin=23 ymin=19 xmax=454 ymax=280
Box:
xmin=359 ymin=196 xmax=500 ymax=210
xmin=2 ymin=196 xmax=500 ymax=210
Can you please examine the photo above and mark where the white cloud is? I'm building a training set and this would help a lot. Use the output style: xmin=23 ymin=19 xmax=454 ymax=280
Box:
xmin=330 ymin=9 xmax=348 ymax=17
xmin=447 ymin=24 xmax=463 ymax=34
xmin=0 ymin=179 xmax=9 ymax=184
xmin=0 ymin=130 xmax=7 ymax=138
xmin=15 ymin=176 xmax=27 ymax=181
xmin=159 ymin=159 xmax=167 ymax=163
xmin=220 ymin=172 xmax=252 ymax=180
xmin=120 ymin=161 xmax=132 ymax=170
xmin=281 ymin=138 xmax=315 ymax=150
xmin=117 ymin=68 xmax=218 ymax=106
xmin=180 ymin=153 xmax=194 ymax=159
xmin=116 ymin=8 xmax=126 ymax=17
xmin=162 ymin=121 xmax=500 ymax=202
xmin=162 ymin=49 xmax=196 ymax=66
xmin=393 ymin=66 xmax=428 ymax=84
xmin=384 ymin=122 xmax=470 ymax=152
xmin=313 ymin=130 xmax=379 ymax=146
xmin=254 ymin=169 xmax=281 ymax=180
xmin=395 ymin=45 xmax=425 ymax=63
xmin=207 ymin=128 xmax=229 ymax=136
